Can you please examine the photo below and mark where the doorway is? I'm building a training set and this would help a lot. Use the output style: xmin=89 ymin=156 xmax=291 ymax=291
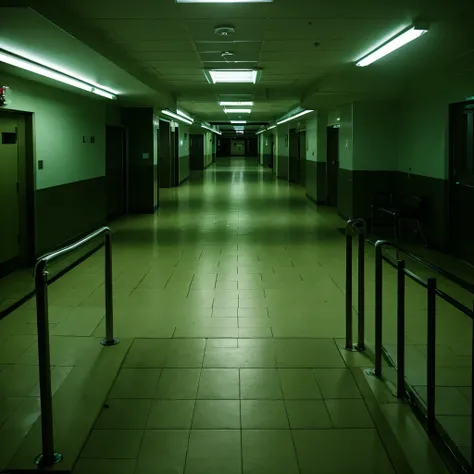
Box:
xmin=297 ymin=131 xmax=306 ymax=186
xmin=105 ymin=125 xmax=127 ymax=221
xmin=190 ymin=134 xmax=204 ymax=169
xmin=0 ymin=111 xmax=34 ymax=274
xmin=288 ymin=129 xmax=299 ymax=183
xmin=159 ymin=120 xmax=172 ymax=187
xmin=326 ymin=126 xmax=339 ymax=206
xmin=170 ymin=126 xmax=179 ymax=186
xmin=449 ymin=99 xmax=474 ymax=264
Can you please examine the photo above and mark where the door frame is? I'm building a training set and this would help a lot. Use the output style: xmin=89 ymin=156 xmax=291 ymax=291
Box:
xmin=448 ymin=98 xmax=474 ymax=258
xmin=0 ymin=109 xmax=35 ymax=274
xmin=326 ymin=125 xmax=339 ymax=206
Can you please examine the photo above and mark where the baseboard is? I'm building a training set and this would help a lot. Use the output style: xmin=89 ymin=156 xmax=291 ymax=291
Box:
xmin=305 ymin=193 xmax=325 ymax=206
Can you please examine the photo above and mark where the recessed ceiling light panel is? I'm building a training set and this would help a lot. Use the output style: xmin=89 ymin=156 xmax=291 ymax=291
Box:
xmin=224 ymin=108 xmax=252 ymax=113
xmin=178 ymin=0 xmax=272 ymax=3
xmin=220 ymin=101 xmax=254 ymax=106
xmin=206 ymin=69 xmax=258 ymax=84
xmin=231 ymin=120 xmax=247 ymax=124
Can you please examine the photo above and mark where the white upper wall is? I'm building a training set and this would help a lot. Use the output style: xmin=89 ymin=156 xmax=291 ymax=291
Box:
xmin=338 ymin=103 xmax=353 ymax=170
xmin=352 ymin=101 xmax=399 ymax=171
xmin=397 ymin=73 xmax=474 ymax=180
xmin=178 ymin=125 xmax=190 ymax=158
xmin=306 ymin=116 xmax=318 ymax=162
xmin=2 ymin=73 xmax=108 ymax=190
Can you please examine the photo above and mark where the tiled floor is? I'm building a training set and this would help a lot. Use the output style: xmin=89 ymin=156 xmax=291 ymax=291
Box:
xmin=0 ymin=157 xmax=470 ymax=472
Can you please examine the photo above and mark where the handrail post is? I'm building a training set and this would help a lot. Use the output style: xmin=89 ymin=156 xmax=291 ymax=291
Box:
xmin=101 ymin=231 xmax=119 ymax=346
xmin=357 ymin=224 xmax=365 ymax=350
xmin=427 ymin=277 xmax=437 ymax=435
xmin=397 ymin=260 xmax=406 ymax=398
xmin=345 ymin=226 xmax=353 ymax=349
xmin=374 ymin=240 xmax=386 ymax=377
xmin=34 ymin=261 xmax=62 ymax=467
xmin=471 ymin=301 xmax=474 ymax=466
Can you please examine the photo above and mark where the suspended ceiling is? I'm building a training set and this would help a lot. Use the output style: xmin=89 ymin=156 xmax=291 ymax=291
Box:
xmin=2 ymin=0 xmax=474 ymax=124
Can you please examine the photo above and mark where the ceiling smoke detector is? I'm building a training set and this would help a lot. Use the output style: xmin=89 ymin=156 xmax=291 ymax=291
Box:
xmin=215 ymin=26 xmax=236 ymax=36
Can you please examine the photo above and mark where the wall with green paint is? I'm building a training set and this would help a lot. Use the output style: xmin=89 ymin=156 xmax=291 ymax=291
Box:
xmin=1 ymin=72 xmax=110 ymax=190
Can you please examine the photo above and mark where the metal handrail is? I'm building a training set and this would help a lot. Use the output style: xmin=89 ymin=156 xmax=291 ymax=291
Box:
xmin=371 ymin=238 xmax=473 ymax=472
xmin=345 ymin=218 xmax=366 ymax=351
xmin=34 ymin=226 xmax=119 ymax=467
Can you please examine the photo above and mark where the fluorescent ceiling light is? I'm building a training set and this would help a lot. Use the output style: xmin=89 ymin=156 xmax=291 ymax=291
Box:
xmin=231 ymin=121 xmax=247 ymax=124
xmin=277 ymin=109 xmax=313 ymax=125
xmin=0 ymin=49 xmax=117 ymax=99
xmin=208 ymin=69 xmax=258 ymax=84
xmin=267 ymin=125 xmax=276 ymax=130
xmin=177 ymin=109 xmax=194 ymax=123
xmin=356 ymin=26 xmax=428 ymax=67
xmin=224 ymin=108 xmax=252 ymax=114
xmin=201 ymin=123 xmax=222 ymax=135
xmin=162 ymin=109 xmax=193 ymax=125
xmin=177 ymin=0 xmax=272 ymax=3
xmin=256 ymin=129 xmax=265 ymax=135
xmin=92 ymin=87 xmax=116 ymax=99
xmin=220 ymin=101 xmax=254 ymax=106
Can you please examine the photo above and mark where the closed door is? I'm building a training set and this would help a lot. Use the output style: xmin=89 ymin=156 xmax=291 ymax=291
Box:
xmin=0 ymin=117 xmax=20 ymax=264
xmin=106 ymin=126 xmax=126 ymax=220
xmin=298 ymin=131 xmax=306 ymax=186
xmin=288 ymin=129 xmax=298 ymax=183
xmin=449 ymin=100 xmax=474 ymax=263
xmin=326 ymin=126 xmax=339 ymax=206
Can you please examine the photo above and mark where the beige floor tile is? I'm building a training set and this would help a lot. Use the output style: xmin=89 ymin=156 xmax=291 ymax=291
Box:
xmin=165 ymin=339 xmax=205 ymax=368
xmin=275 ymin=339 xmax=345 ymax=368
xmin=203 ymin=347 xmax=276 ymax=368
xmin=238 ymin=308 xmax=269 ymax=318
xmin=193 ymin=400 xmax=240 ymax=429
xmin=73 ymin=458 xmax=136 ymax=474
xmin=0 ymin=335 xmax=36 ymax=364
xmin=109 ymin=368 xmax=161 ymax=399
xmin=28 ymin=366 xmax=72 ymax=396
xmin=325 ymin=399 xmax=374 ymax=428
xmin=438 ymin=415 xmax=471 ymax=447
xmin=285 ymin=400 xmax=332 ymax=429
xmin=0 ymin=366 xmax=39 ymax=397
xmin=241 ymin=400 xmax=288 ymax=429
xmin=81 ymin=430 xmax=143 ymax=459
xmin=0 ymin=397 xmax=23 ymax=427
xmin=95 ymin=399 xmax=152 ymax=429
xmin=238 ymin=327 xmax=273 ymax=338
xmin=186 ymin=430 xmax=241 ymax=474
xmin=240 ymin=369 xmax=282 ymax=399
xmin=135 ymin=430 xmax=189 ymax=474
xmin=197 ymin=369 xmax=239 ymax=399
xmin=242 ymin=430 xmax=299 ymax=474
xmin=123 ymin=338 xmax=170 ymax=367
xmin=174 ymin=327 xmax=239 ymax=338
xmin=147 ymin=400 xmax=195 ymax=429
xmin=293 ymin=429 xmax=395 ymax=474
xmin=238 ymin=317 xmax=270 ymax=328
xmin=313 ymin=369 xmax=362 ymax=398
xmin=278 ymin=368 xmax=322 ymax=399
xmin=155 ymin=369 xmax=201 ymax=399
xmin=212 ymin=308 xmax=238 ymax=318
xmin=206 ymin=338 xmax=238 ymax=348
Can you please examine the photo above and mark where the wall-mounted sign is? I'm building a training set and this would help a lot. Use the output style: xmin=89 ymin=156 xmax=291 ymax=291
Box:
xmin=0 ymin=86 xmax=11 ymax=107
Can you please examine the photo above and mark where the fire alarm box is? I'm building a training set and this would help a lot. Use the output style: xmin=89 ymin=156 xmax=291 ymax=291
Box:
xmin=0 ymin=86 xmax=11 ymax=107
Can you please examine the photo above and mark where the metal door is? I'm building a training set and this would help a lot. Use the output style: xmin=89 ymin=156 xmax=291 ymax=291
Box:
xmin=0 ymin=116 xmax=20 ymax=263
